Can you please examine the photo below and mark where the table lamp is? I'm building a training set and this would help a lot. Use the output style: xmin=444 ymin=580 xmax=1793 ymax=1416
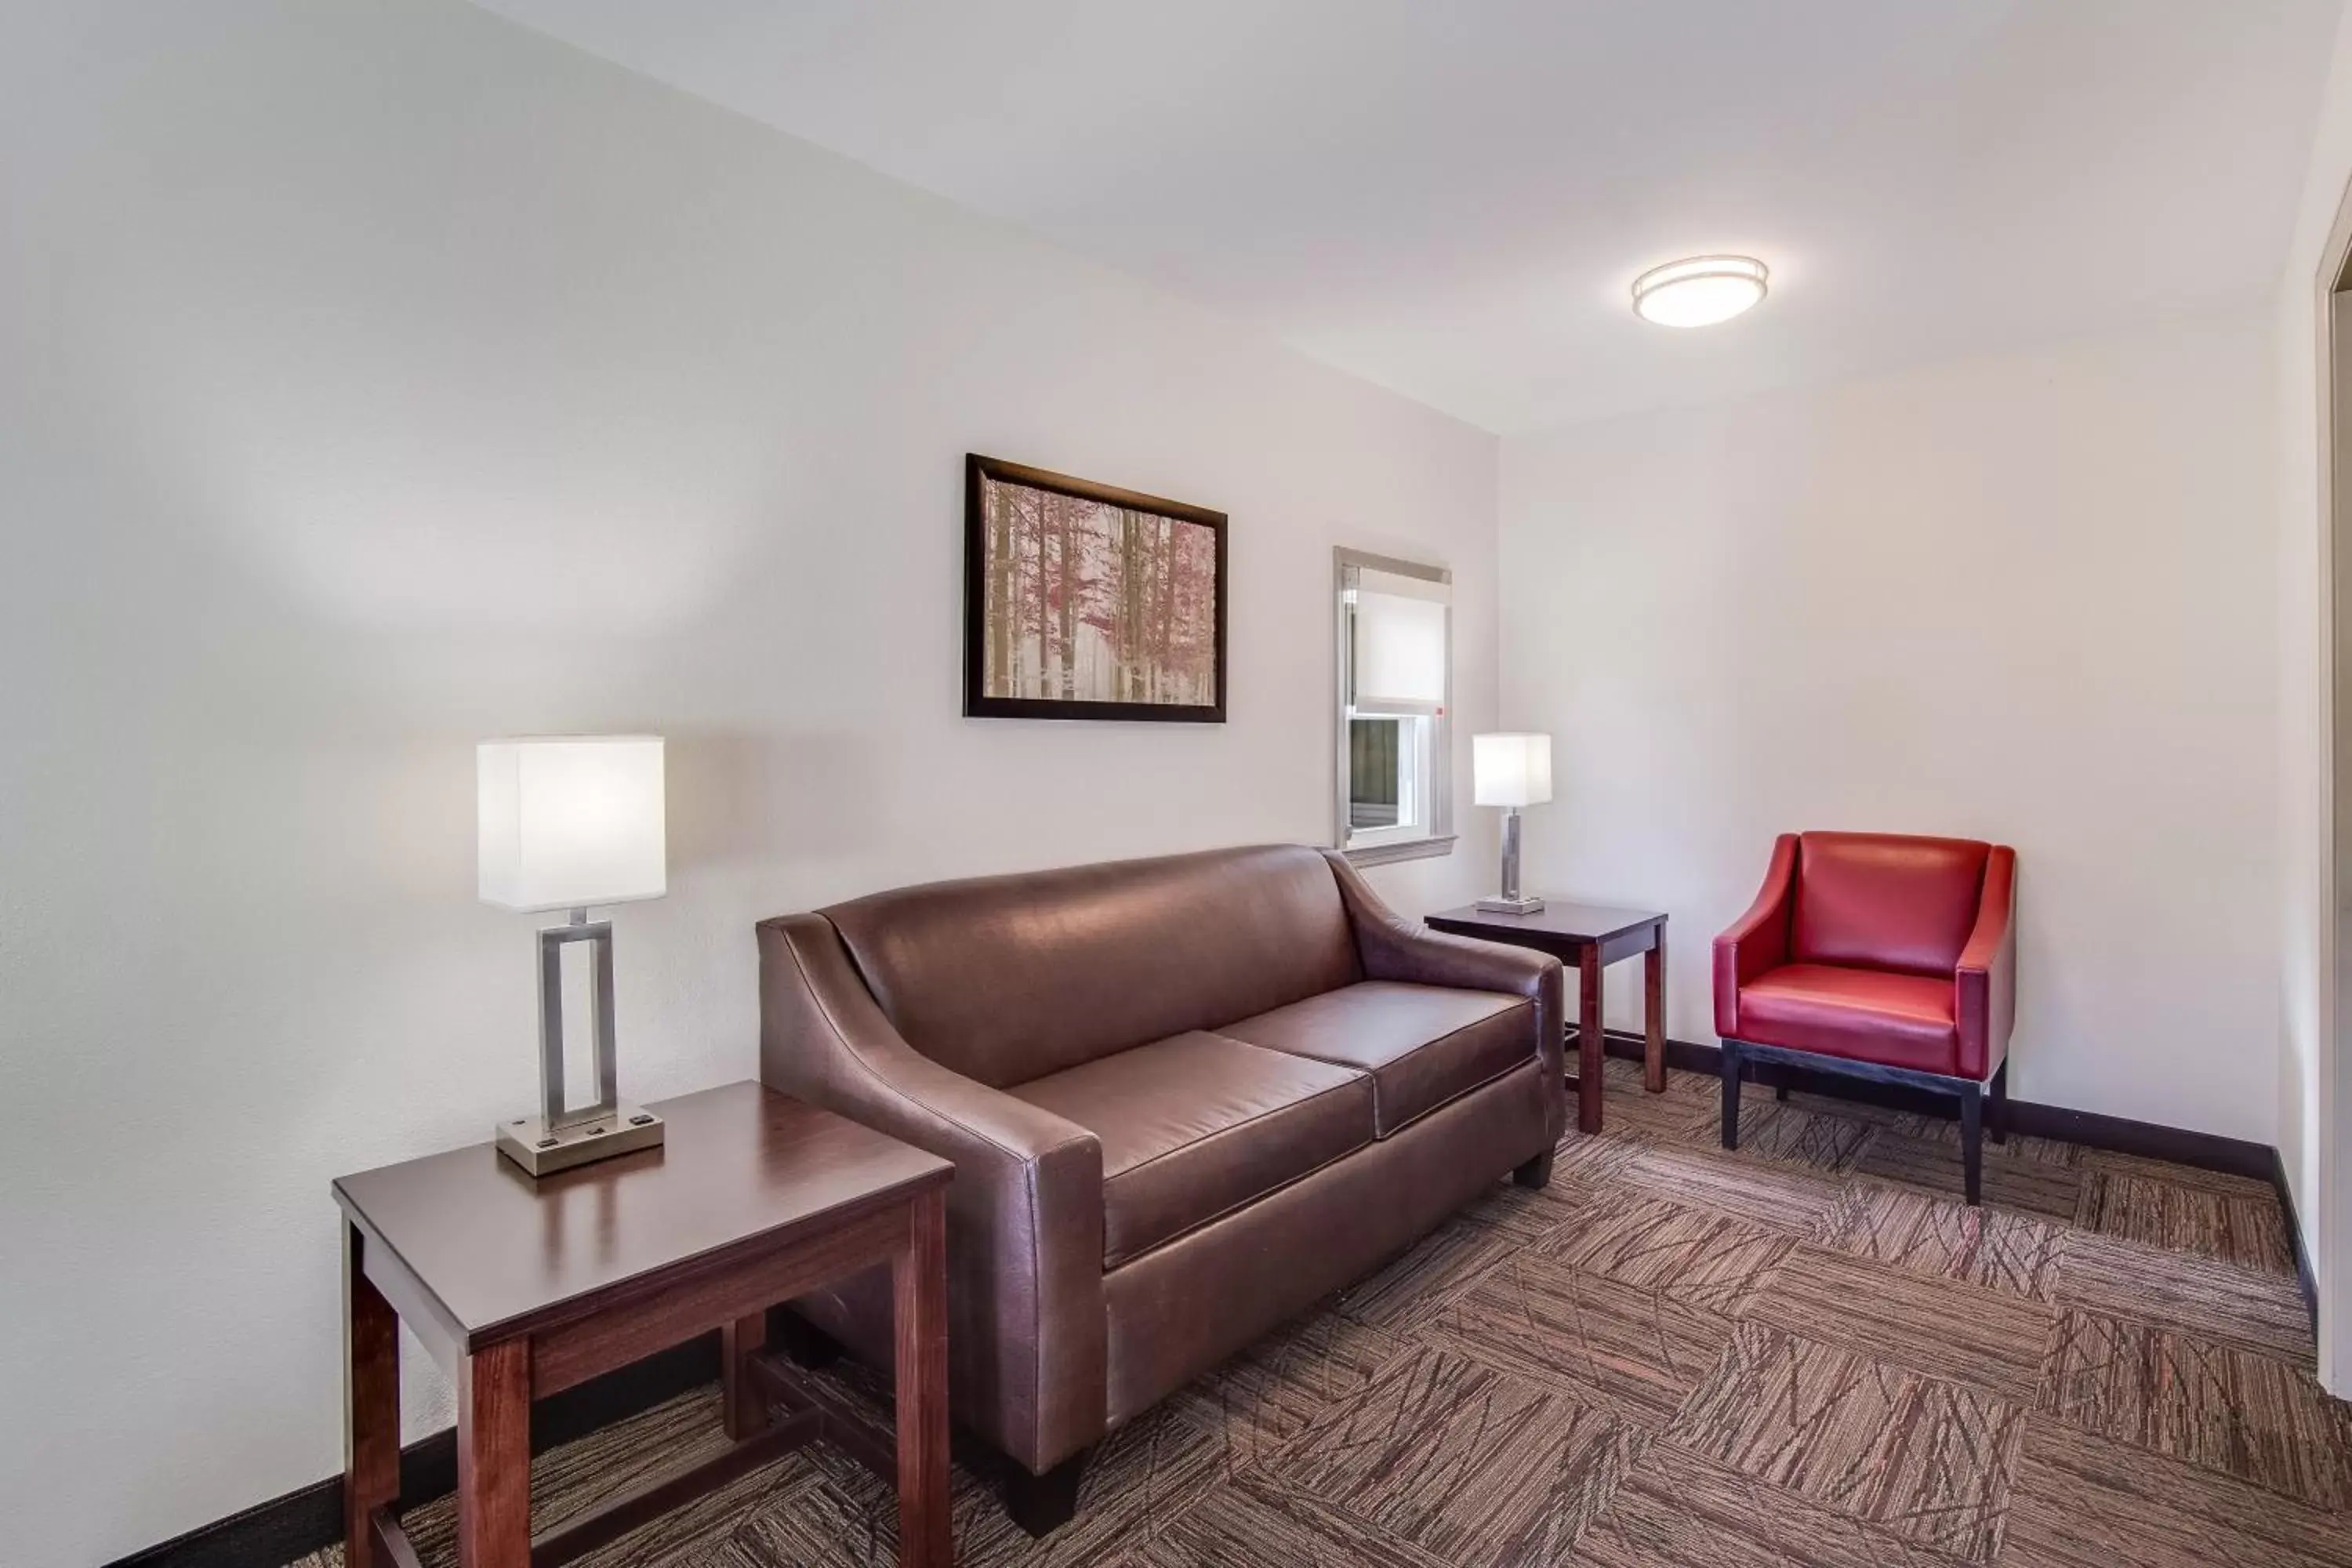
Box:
xmin=1474 ymin=732 xmax=1552 ymax=914
xmin=477 ymin=735 xmax=668 ymax=1176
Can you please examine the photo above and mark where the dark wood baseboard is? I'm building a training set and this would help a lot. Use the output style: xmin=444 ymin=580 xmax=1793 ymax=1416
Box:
xmin=1593 ymin=1028 xmax=2278 ymax=1181
xmin=120 ymin=1037 xmax=2318 ymax=1566
xmin=103 ymin=1334 xmax=718 ymax=1568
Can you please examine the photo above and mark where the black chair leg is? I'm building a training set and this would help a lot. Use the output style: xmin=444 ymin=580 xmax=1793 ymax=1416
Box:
xmin=1004 ymin=1449 xmax=1089 ymax=1537
xmin=1513 ymin=1148 xmax=1555 ymax=1189
xmin=1720 ymin=1041 xmax=1743 ymax=1150
xmin=1988 ymin=1062 xmax=2009 ymax=1145
xmin=1775 ymin=1082 xmax=1789 ymax=1102
xmin=1959 ymin=1083 xmax=1984 ymax=1206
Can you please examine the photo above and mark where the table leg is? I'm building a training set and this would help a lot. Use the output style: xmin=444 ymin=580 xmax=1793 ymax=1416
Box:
xmin=1643 ymin=927 xmax=1667 ymax=1094
xmin=457 ymin=1338 xmax=532 ymax=1568
xmin=722 ymin=1312 xmax=769 ymax=1441
xmin=1578 ymin=946 xmax=1604 ymax=1134
xmin=345 ymin=1225 xmax=400 ymax=1568
xmin=892 ymin=1188 xmax=951 ymax=1568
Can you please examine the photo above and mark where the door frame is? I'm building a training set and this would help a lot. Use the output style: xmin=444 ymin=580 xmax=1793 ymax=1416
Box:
xmin=2313 ymin=173 xmax=2352 ymax=1397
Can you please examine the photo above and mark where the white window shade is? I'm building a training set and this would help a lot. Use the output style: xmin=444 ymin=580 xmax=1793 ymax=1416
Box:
xmin=478 ymin=736 xmax=667 ymax=912
xmin=1353 ymin=568 xmax=1448 ymax=713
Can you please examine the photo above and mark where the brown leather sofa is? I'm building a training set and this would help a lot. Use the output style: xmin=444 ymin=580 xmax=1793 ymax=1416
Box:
xmin=757 ymin=844 xmax=1564 ymax=1532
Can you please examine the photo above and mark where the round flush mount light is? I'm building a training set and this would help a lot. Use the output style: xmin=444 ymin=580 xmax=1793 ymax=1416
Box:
xmin=1632 ymin=255 xmax=1769 ymax=328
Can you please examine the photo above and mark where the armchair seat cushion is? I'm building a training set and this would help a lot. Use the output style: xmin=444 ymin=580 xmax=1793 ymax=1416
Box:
xmin=1007 ymin=1031 xmax=1374 ymax=1267
xmin=1216 ymin=982 xmax=1532 ymax=1136
xmin=1738 ymin=964 xmax=1958 ymax=1076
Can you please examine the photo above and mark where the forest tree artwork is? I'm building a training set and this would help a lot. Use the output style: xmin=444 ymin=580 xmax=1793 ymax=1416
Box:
xmin=964 ymin=455 xmax=1228 ymax=722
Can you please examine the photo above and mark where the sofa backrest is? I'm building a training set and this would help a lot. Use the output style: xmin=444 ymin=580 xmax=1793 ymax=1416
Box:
xmin=819 ymin=844 xmax=1363 ymax=1087
xmin=1793 ymin=831 xmax=1991 ymax=978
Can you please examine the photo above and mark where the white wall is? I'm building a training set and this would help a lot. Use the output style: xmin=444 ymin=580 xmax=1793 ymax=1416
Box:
xmin=0 ymin=4 xmax=1501 ymax=1562
xmin=2273 ymin=0 xmax=2352 ymax=1399
xmin=1500 ymin=310 xmax=2280 ymax=1141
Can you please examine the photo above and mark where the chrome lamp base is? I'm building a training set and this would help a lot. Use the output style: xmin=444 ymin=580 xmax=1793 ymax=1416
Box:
xmin=495 ymin=1103 xmax=665 ymax=1177
xmin=1475 ymin=893 xmax=1547 ymax=915
xmin=1475 ymin=805 xmax=1543 ymax=915
xmin=495 ymin=907 xmax=662 ymax=1179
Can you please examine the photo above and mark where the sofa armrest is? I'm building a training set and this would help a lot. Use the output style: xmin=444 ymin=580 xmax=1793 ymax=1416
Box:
xmin=757 ymin=913 xmax=1105 ymax=1472
xmin=1713 ymin=833 xmax=1798 ymax=1039
xmin=1955 ymin=846 xmax=2016 ymax=1083
xmin=1319 ymin=851 xmax=1566 ymax=1096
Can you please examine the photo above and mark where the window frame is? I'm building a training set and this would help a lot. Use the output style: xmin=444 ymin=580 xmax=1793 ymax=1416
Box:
xmin=1333 ymin=547 xmax=1456 ymax=866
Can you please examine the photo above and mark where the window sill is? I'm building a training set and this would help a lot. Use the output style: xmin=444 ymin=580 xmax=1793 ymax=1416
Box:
xmin=1341 ymin=833 xmax=1457 ymax=869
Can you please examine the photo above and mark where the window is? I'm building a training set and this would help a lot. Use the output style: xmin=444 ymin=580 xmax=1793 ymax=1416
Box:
xmin=1334 ymin=549 xmax=1454 ymax=864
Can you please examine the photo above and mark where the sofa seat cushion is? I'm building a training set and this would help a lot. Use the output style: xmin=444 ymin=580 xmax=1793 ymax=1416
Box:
xmin=1215 ymin=982 xmax=1532 ymax=1136
xmin=1007 ymin=1032 xmax=1374 ymax=1267
xmin=1737 ymin=963 xmax=1958 ymax=1076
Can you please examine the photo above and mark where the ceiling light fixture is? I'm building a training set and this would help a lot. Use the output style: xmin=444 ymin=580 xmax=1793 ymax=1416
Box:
xmin=1632 ymin=255 xmax=1769 ymax=328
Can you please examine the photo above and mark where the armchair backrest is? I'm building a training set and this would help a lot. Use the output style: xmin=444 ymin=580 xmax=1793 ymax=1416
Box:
xmin=1793 ymin=832 xmax=1992 ymax=978
xmin=818 ymin=844 xmax=1363 ymax=1087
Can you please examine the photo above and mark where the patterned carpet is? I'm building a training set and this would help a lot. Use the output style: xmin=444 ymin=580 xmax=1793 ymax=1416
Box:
xmin=296 ymin=1061 xmax=2350 ymax=1567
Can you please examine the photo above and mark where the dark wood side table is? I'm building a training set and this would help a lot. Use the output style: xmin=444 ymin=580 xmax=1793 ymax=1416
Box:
xmin=1424 ymin=902 xmax=1668 ymax=1135
xmin=333 ymin=1081 xmax=954 ymax=1568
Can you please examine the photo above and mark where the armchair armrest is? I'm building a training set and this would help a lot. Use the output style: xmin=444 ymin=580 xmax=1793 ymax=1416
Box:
xmin=757 ymin=913 xmax=1105 ymax=1473
xmin=1954 ymin=846 xmax=2016 ymax=1082
xmin=1713 ymin=833 xmax=1798 ymax=1038
xmin=1319 ymin=851 xmax=1566 ymax=1099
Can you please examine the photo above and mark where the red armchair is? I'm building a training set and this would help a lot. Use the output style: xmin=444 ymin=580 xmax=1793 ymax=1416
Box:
xmin=1714 ymin=832 xmax=2016 ymax=1203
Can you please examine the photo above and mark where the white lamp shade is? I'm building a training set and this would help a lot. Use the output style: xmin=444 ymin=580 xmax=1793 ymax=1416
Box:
xmin=1473 ymin=732 xmax=1553 ymax=808
xmin=1353 ymin=568 xmax=1448 ymax=712
xmin=478 ymin=736 xmax=667 ymax=912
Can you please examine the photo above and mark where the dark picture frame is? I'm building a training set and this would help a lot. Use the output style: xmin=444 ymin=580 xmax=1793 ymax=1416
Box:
xmin=964 ymin=453 xmax=1229 ymax=723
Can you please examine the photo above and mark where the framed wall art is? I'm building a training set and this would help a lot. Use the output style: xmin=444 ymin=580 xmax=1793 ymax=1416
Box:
xmin=964 ymin=454 xmax=1228 ymax=723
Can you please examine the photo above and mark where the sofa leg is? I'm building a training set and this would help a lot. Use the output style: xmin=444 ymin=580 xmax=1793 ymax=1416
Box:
xmin=1959 ymin=1084 xmax=1984 ymax=1206
xmin=1988 ymin=1062 xmax=2009 ymax=1146
xmin=1004 ymin=1449 xmax=1088 ymax=1537
xmin=765 ymin=1305 xmax=840 ymax=1370
xmin=1512 ymin=1148 xmax=1555 ymax=1189
xmin=1720 ymin=1041 xmax=1743 ymax=1151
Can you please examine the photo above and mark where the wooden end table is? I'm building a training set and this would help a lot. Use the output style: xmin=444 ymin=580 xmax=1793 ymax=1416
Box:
xmin=333 ymin=1081 xmax=954 ymax=1568
xmin=1424 ymin=902 xmax=1668 ymax=1134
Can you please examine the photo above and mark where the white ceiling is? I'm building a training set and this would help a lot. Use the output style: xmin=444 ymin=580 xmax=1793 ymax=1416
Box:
xmin=474 ymin=0 xmax=2342 ymax=433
